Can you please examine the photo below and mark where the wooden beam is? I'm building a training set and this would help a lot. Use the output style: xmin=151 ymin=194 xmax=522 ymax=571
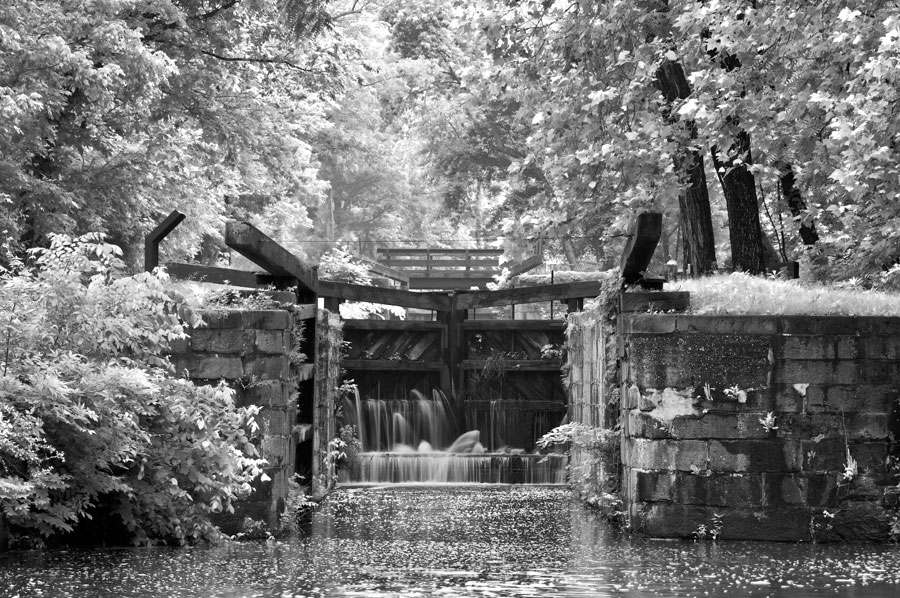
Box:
xmin=295 ymin=304 xmax=317 ymax=320
xmin=408 ymin=276 xmax=496 ymax=291
xmin=343 ymin=320 xmax=445 ymax=331
xmin=318 ymin=280 xmax=452 ymax=311
xmin=455 ymin=281 xmax=601 ymax=309
xmin=381 ymin=258 xmax=501 ymax=268
xmin=341 ymin=359 xmax=445 ymax=371
xmin=225 ymin=222 xmax=318 ymax=294
xmin=503 ymin=254 xmax=543 ymax=278
xmin=462 ymin=359 xmax=562 ymax=371
xmin=165 ymin=262 xmax=261 ymax=287
xmin=621 ymin=212 xmax=662 ymax=285
xmin=145 ymin=210 xmax=185 ymax=272
xmin=376 ymin=248 xmax=504 ymax=256
xmin=460 ymin=320 xmax=565 ymax=331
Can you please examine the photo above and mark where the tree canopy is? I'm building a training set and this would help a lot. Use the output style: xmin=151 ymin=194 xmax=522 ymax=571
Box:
xmin=1 ymin=0 xmax=898 ymax=278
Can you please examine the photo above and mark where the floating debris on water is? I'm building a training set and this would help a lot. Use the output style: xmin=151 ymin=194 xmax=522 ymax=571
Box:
xmin=1 ymin=487 xmax=899 ymax=597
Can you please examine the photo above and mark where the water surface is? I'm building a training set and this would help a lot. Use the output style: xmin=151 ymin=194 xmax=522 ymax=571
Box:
xmin=2 ymin=486 xmax=899 ymax=597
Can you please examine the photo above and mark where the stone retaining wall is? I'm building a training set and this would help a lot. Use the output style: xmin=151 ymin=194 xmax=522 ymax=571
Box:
xmin=621 ymin=315 xmax=900 ymax=541
xmin=171 ymin=308 xmax=302 ymax=531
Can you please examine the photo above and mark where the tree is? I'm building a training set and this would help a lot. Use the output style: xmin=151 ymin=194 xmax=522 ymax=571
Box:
xmin=0 ymin=0 xmax=342 ymax=267
xmin=0 ymin=234 xmax=265 ymax=546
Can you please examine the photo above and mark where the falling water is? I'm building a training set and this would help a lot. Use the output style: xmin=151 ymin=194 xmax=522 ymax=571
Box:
xmin=340 ymin=389 xmax=566 ymax=484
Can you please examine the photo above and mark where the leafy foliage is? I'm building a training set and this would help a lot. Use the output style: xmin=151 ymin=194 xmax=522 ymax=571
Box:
xmin=0 ymin=234 xmax=266 ymax=545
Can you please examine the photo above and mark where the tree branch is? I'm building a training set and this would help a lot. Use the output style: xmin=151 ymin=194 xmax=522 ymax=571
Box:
xmin=199 ymin=49 xmax=314 ymax=72
xmin=198 ymin=0 xmax=241 ymax=21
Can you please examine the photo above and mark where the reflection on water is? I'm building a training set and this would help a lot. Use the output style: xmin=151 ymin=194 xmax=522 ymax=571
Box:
xmin=2 ymin=486 xmax=900 ymax=597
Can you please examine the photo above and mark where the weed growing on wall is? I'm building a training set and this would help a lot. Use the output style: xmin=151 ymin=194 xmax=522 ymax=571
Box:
xmin=537 ymin=422 xmax=620 ymax=509
xmin=0 ymin=234 xmax=266 ymax=547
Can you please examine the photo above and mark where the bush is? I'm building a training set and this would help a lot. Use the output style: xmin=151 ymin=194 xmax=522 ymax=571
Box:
xmin=0 ymin=234 xmax=266 ymax=546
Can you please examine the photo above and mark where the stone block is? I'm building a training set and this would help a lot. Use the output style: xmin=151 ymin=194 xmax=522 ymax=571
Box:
xmin=859 ymin=335 xmax=900 ymax=359
xmin=256 ymin=409 xmax=291 ymax=436
xmin=244 ymin=355 xmax=290 ymax=380
xmin=628 ymin=334 xmax=771 ymax=389
xmin=189 ymin=355 xmax=244 ymax=380
xmin=708 ymin=439 xmax=802 ymax=473
xmin=779 ymin=413 xmax=891 ymax=441
xmin=676 ymin=315 xmax=778 ymax=335
xmin=622 ymin=384 xmax=641 ymax=410
xmin=621 ymin=437 xmax=708 ymax=472
xmin=255 ymin=330 xmax=290 ymax=355
xmin=242 ymin=310 xmax=291 ymax=330
xmin=773 ymin=384 xmax=806 ymax=412
xmin=189 ymin=329 xmax=248 ymax=354
xmin=635 ymin=503 xmax=812 ymax=541
xmin=804 ymin=472 xmax=840 ymax=507
xmin=199 ymin=310 xmax=243 ymax=329
xmin=624 ymin=410 xmax=673 ymax=439
xmin=621 ymin=315 xmax=677 ymax=334
xmin=168 ymin=336 xmax=189 ymax=354
xmin=674 ymin=472 xmax=764 ymax=508
xmin=830 ymin=501 xmax=891 ymax=541
xmin=775 ymin=360 xmax=859 ymax=385
xmin=884 ymin=487 xmax=900 ymax=508
xmin=779 ymin=335 xmax=858 ymax=360
xmin=857 ymin=317 xmax=900 ymax=336
xmin=779 ymin=316 xmax=859 ymax=335
xmin=261 ymin=436 xmax=290 ymax=466
xmin=669 ymin=412 xmax=771 ymax=440
xmin=760 ymin=473 xmax=806 ymax=506
xmin=239 ymin=380 xmax=287 ymax=408
xmin=859 ymin=360 xmax=900 ymax=385
xmin=800 ymin=439 xmax=888 ymax=472
xmin=800 ymin=384 xmax=897 ymax=413
xmin=698 ymin=387 xmax=774 ymax=412
xmin=627 ymin=469 xmax=676 ymax=502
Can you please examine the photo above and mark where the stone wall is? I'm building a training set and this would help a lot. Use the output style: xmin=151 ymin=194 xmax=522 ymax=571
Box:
xmin=621 ymin=315 xmax=900 ymax=541
xmin=171 ymin=307 xmax=302 ymax=531
xmin=566 ymin=312 xmax=618 ymax=500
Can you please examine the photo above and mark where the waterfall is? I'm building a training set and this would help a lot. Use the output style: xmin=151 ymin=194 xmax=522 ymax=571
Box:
xmin=340 ymin=389 xmax=566 ymax=484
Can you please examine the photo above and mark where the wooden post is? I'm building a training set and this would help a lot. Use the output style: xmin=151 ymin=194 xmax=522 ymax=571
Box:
xmin=620 ymin=212 xmax=663 ymax=286
xmin=144 ymin=210 xmax=185 ymax=272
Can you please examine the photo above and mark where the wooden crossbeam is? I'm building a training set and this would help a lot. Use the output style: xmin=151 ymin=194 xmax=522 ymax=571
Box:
xmin=503 ymin=254 xmax=543 ymax=277
xmin=225 ymin=222 xmax=318 ymax=294
xmin=165 ymin=262 xmax=261 ymax=288
xmin=341 ymin=359 xmax=445 ymax=371
xmin=318 ymin=280 xmax=452 ymax=311
xmin=144 ymin=210 xmax=186 ymax=272
xmin=342 ymin=320 xmax=444 ymax=331
xmin=460 ymin=320 xmax=566 ymax=331
xmin=377 ymin=248 xmax=504 ymax=256
xmin=381 ymin=258 xmax=501 ymax=268
xmin=455 ymin=281 xmax=601 ymax=309
xmin=408 ymin=277 xmax=496 ymax=291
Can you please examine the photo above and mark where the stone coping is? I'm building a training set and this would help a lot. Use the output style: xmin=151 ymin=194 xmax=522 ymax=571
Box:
xmin=622 ymin=314 xmax=900 ymax=335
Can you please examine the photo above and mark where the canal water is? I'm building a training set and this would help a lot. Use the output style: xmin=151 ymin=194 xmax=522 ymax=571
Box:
xmin=2 ymin=486 xmax=900 ymax=597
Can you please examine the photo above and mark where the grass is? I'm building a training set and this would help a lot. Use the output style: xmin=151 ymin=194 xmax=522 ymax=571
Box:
xmin=668 ymin=272 xmax=900 ymax=317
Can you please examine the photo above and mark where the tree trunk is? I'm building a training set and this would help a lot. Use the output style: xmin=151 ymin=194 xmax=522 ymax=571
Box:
xmin=778 ymin=163 xmax=818 ymax=246
xmin=655 ymin=60 xmax=717 ymax=276
xmin=562 ymin=237 xmax=578 ymax=268
xmin=711 ymin=132 xmax=766 ymax=274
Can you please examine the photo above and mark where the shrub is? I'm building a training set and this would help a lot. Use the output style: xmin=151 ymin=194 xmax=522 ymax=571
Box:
xmin=0 ymin=234 xmax=266 ymax=546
